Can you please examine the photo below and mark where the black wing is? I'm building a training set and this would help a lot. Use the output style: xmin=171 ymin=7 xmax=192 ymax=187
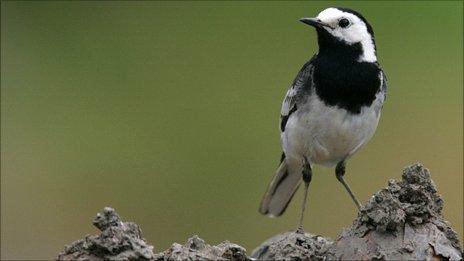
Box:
xmin=280 ymin=56 xmax=316 ymax=132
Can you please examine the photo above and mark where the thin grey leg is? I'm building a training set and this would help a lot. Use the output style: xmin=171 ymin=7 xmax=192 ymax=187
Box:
xmin=335 ymin=161 xmax=362 ymax=210
xmin=297 ymin=157 xmax=312 ymax=233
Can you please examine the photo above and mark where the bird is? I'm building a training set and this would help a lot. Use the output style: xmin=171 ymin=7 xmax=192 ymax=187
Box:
xmin=259 ymin=7 xmax=387 ymax=232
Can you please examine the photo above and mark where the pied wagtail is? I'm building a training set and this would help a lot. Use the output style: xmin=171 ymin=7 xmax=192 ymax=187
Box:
xmin=259 ymin=7 xmax=387 ymax=232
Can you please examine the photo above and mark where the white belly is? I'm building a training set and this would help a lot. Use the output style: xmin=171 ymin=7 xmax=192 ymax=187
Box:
xmin=281 ymin=94 xmax=381 ymax=167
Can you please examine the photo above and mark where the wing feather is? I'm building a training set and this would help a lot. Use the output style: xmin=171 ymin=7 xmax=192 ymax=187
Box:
xmin=380 ymin=69 xmax=388 ymax=97
xmin=280 ymin=56 xmax=316 ymax=132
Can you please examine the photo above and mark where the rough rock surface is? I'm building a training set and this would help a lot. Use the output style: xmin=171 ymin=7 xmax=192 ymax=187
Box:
xmin=326 ymin=163 xmax=462 ymax=260
xmin=57 ymin=208 xmax=248 ymax=261
xmin=57 ymin=207 xmax=155 ymax=261
xmin=153 ymin=235 xmax=248 ymax=261
xmin=57 ymin=163 xmax=462 ymax=260
xmin=250 ymin=231 xmax=333 ymax=260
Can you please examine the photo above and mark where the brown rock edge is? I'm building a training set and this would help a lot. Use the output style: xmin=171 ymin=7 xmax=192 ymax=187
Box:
xmin=57 ymin=163 xmax=463 ymax=260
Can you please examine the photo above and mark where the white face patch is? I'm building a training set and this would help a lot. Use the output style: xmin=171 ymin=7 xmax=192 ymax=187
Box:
xmin=316 ymin=8 xmax=377 ymax=62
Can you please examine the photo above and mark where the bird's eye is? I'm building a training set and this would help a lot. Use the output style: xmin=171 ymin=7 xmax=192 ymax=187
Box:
xmin=338 ymin=18 xmax=350 ymax=28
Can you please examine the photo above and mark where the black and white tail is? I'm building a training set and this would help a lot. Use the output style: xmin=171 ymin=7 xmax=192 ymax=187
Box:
xmin=259 ymin=156 xmax=302 ymax=217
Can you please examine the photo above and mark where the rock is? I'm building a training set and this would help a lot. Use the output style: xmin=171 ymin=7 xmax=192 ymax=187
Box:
xmin=57 ymin=207 xmax=155 ymax=261
xmin=326 ymin=163 xmax=463 ymax=260
xmin=57 ymin=209 xmax=247 ymax=261
xmin=251 ymin=231 xmax=333 ymax=260
xmin=153 ymin=235 xmax=248 ymax=261
xmin=57 ymin=163 xmax=463 ymax=261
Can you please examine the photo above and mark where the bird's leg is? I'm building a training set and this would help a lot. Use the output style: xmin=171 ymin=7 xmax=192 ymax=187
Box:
xmin=335 ymin=161 xmax=361 ymax=210
xmin=297 ymin=156 xmax=312 ymax=234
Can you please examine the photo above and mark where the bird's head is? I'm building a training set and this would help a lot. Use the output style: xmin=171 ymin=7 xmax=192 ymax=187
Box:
xmin=300 ymin=7 xmax=377 ymax=63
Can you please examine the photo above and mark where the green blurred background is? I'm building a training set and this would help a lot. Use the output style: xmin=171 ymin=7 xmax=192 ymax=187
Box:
xmin=1 ymin=1 xmax=462 ymax=259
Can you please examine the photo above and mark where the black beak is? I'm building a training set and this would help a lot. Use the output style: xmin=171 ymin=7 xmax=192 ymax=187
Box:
xmin=299 ymin=17 xmax=333 ymax=29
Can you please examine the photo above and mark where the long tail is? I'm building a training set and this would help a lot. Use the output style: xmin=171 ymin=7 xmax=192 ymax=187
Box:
xmin=259 ymin=155 xmax=302 ymax=217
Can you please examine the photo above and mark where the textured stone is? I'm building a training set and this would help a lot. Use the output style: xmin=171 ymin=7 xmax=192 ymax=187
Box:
xmin=326 ymin=163 xmax=462 ymax=260
xmin=57 ymin=163 xmax=463 ymax=261
xmin=57 ymin=207 xmax=155 ymax=261
xmin=251 ymin=231 xmax=333 ymax=260
xmin=153 ymin=235 xmax=248 ymax=261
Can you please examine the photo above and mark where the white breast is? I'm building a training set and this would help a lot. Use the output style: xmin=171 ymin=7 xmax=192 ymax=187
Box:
xmin=281 ymin=93 xmax=382 ymax=167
